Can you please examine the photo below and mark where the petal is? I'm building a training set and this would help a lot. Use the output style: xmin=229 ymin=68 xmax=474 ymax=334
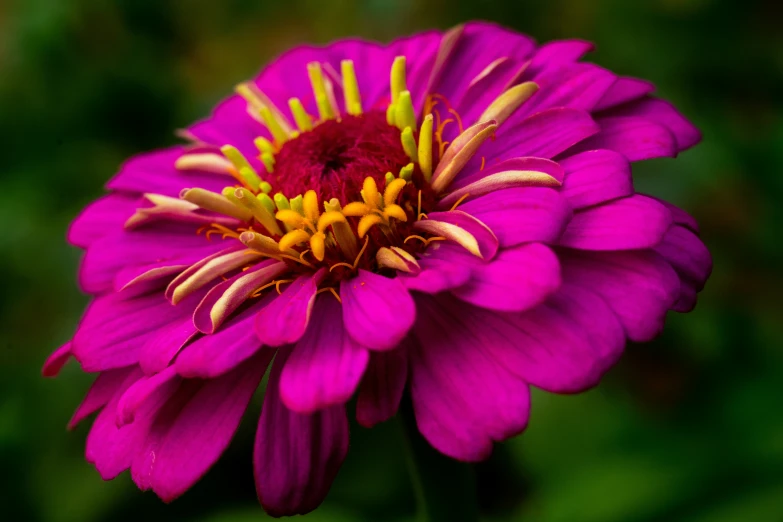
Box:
xmin=457 ymin=187 xmax=572 ymax=247
xmin=520 ymin=63 xmax=617 ymax=116
xmin=521 ymin=40 xmax=595 ymax=80
xmin=558 ymin=195 xmax=672 ymax=251
xmin=559 ymin=149 xmax=633 ymax=209
xmin=452 ymin=243 xmax=561 ymax=312
xmin=356 ymin=346 xmax=409 ymax=428
xmin=399 ymin=243 xmax=476 ymax=294
xmin=340 ymin=270 xmax=415 ymax=351
xmin=594 ymin=77 xmax=656 ymax=111
xmin=176 ymin=300 xmax=275 ymax=379
xmin=654 ymin=225 xmax=712 ymax=312
xmin=194 ymin=260 xmax=288 ymax=334
xmin=130 ymin=351 xmax=269 ymax=502
xmin=411 ymin=295 xmax=531 ymax=462
xmin=42 ymin=342 xmax=72 ymax=377
xmin=68 ymin=194 xmax=140 ymax=249
xmin=116 ymin=366 xmax=180 ymax=427
xmin=254 ymin=351 xmax=349 ymax=517
xmin=560 ymin=249 xmax=680 ymax=342
xmin=68 ymin=367 xmax=136 ymax=429
xmin=106 ymin=146 xmax=228 ymax=197
xmin=138 ymin=317 xmax=198 ymax=375
xmin=280 ymin=296 xmax=369 ymax=413
xmin=254 ymin=269 xmax=325 ymax=347
xmin=601 ymin=96 xmax=701 ymax=151
xmin=569 ymin=116 xmax=677 ymax=161
xmin=415 ymin=210 xmax=499 ymax=259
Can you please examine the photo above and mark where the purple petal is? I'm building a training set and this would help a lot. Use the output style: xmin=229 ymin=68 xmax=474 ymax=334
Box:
xmin=559 ymin=195 xmax=672 ymax=251
xmin=130 ymin=351 xmax=268 ymax=502
xmin=254 ymin=351 xmax=349 ymax=517
xmin=569 ymin=116 xmax=677 ymax=161
xmin=68 ymin=194 xmax=140 ymax=249
xmin=138 ymin=317 xmax=198 ymax=375
xmin=281 ymin=296 xmax=369 ymax=413
xmin=410 ymin=295 xmax=530 ymax=461
xmin=176 ymin=299 xmax=275 ymax=379
xmin=448 ymin=156 xmax=565 ymax=194
xmin=656 ymin=199 xmax=700 ymax=234
xmin=399 ymin=243 xmax=476 ymax=294
xmin=594 ymin=77 xmax=656 ymax=111
xmin=42 ymin=342 xmax=72 ymax=377
xmin=560 ymin=249 xmax=680 ymax=342
xmin=559 ymin=149 xmax=633 ymax=209
xmin=600 ymin=96 xmax=701 ymax=151
xmin=457 ymin=187 xmax=572 ymax=247
xmin=68 ymin=367 xmax=136 ymax=429
xmin=356 ymin=346 xmax=408 ymax=428
xmin=416 ymin=210 xmax=499 ymax=259
xmin=340 ymin=270 xmax=415 ymax=351
xmin=654 ymin=225 xmax=712 ymax=312
xmin=106 ymin=146 xmax=228 ymax=197
xmin=116 ymin=366 xmax=180 ymax=427
xmin=254 ymin=269 xmax=325 ymax=347
xmin=520 ymin=63 xmax=617 ymax=116
xmin=452 ymin=243 xmax=561 ymax=312
xmin=521 ymin=40 xmax=595 ymax=81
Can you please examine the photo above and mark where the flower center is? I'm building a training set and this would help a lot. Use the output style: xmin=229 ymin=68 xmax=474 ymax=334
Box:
xmin=272 ymin=111 xmax=412 ymax=205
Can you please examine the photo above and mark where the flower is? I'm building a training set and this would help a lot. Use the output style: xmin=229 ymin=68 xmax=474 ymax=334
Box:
xmin=43 ymin=21 xmax=712 ymax=516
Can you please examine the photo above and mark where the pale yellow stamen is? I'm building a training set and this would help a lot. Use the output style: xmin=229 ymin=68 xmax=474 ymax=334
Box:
xmin=254 ymin=137 xmax=275 ymax=155
xmin=400 ymin=126 xmax=418 ymax=161
xmin=341 ymin=60 xmax=362 ymax=115
xmin=260 ymin=153 xmax=275 ymax=174
xmin=260 ymin=107 xmax=290 ymax=145
xmin=307 ymin=62 xmax=335 ymax=120
xmin=478 ymin=81 xmax=539 ymax=126
xmin=181 ymin=188 xmax=252 ymax=221
xmin=418 ymin=114 xmax=434 ymax=182
xmin=233 ymin=188 xmax=283 ymax=236
xmin=395 ymin=91 xmax=416 ymax=131
xmin=175 ymin=153 xmax=234 ymax=175
xmin=390 ymin=56 xmax=407 ymax=104
xmin=288 ymin=98 xmax=313 ymax=132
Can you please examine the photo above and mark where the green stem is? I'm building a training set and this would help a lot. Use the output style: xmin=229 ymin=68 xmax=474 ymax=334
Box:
xmin=397 ymin=399 xmax=480 ymax=522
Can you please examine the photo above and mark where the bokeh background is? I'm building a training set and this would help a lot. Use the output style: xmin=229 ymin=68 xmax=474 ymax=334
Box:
xmin=2 ymin=0 xmax=782 ymax=520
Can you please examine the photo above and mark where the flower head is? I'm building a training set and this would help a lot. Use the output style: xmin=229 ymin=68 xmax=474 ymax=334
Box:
xmin=44 ymin=21 xmax=711 ymax=516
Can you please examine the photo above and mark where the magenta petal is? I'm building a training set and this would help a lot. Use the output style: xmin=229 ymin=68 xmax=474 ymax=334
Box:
xmin=418 ymin=210 xmax=499 ymax=259
xmin=559 ymin=195 xmax=672 ymax=251
xmin=68 ymin=194 xmax=140 ymax=249
xmin=281 ymin=296 xmax=369 ymax=413
xmin=449 ymin=156 xmax=565 ymax=193
xmin=131 ymin=352 xmax=268 ymax=502
xmin=560 ymin=249 xmax=679 ymax=342
xmin=42 ymin=342 xmax=72 ymax=377
xmin=411 ymin=295 xmax=530 ymax=462
xmin=570 ymin=116 xmax=678 ymax=161
xmin=594 ymin=77 xmax=656 ymax=111
xmin=85 ymin=367 xmax=169 ymax=480
xmin=521 ymin=40 xmax=595 ymax=80
xmin=72 ymin=291 xmax=200 ymax=372
xmin=521 ymin=63 xmax=617 ymax=116
xmin=106 ymin=146 xmax=228 ymax=197
xmin=138 ymin=318 xmax=198 ymax=375
xmin=654 ymin=225 xmax=712 ymax=312
xmin=116 ymin=366 xmax=180 ymax=427
xmin=68 ymin=367 xmax=136 ymax=429
xmin=254 ymin=351 xmax=349 ymax=517
xmin=457 ymin=187 xmax=572 ymax=247
xmin=559 ymin=149 xmax=633 ymax=209
xmin=453 ymin=243 xmax=561 ymax=312
xmin=399 ymin=243 xmax=476 ymax=294
xmin=340 ymin=270 xmax=415 ymax=351
xmin=356 ymin=346 xmax=408 ymax=428
xmin=176 ymin=300 xmax=275 ymax=379
xmin=254 ymin=269 xmax=326 ymax=347
xmin=602 ymin=96 xmax=702 ymax=151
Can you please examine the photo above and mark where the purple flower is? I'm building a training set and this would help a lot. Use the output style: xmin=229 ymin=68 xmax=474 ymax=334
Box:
xmin=44 ymin=21 xmax=712 ymax=516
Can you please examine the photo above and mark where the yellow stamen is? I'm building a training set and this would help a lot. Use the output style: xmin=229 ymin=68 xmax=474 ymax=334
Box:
xmin=383 ymin=204 xmax=407 ymax=222
xmin=310 ymin=231 xmax=326 ymax=261
xmin=307 ymin=62 xmax=335 ymax=120
xmin=290 ymin=195 xmax=304 ymax=214
xmin=257 ymin=193 xmax=276 ymax=214
xmin=288 ymin=98 xmax=313 ymax=132
xmin=317 ymin=211 xmax=347 ymax=232
xmin=358 ymin=214 xmax=384 ymax=238
xmin=234 ymin=188 xmax=283 ymax=236
xmin=324 ymin=198 xmax=358 ymax=260
xmin=384 ymin=178 xmax=408 ymax=207
xmin=259 ymin=181 xmax=273 ymax=194
xmin=376 ymin=247 xmax=412 ymax=272
xmin=261 ymin=152 xmax=275 ymax=174
xmin=399 ymin=163 xmax=414 ymax=181
xmin=274 ymin=193 xmax=290 ymax=211
xmin=238 ymin=167 xmax=261 ymax=192
xmin=302 ymin=190 xmax=320 ymax=224
xmin=181 ymin=188 xmax=252 ymax=221
xmin=385 ymin=172 xmax=395 ymax=185
xmin=418 ymin=114 xmax=434 ymax=182
xmin=175 ymin=153 xmax=233 ymax=175
xmin=395 ymin=91 xmax=417 ymax=131
xmin=342 ymin=202 xmax=371 ymax=217
xmin=260 ymin=107 xmax=290 ymax=145
xmin=449 ymin=193 xmax=471 ymax=211
xmin=362 ymin=177 xmax=380 ymax=208
xmin=390 ymin=56 xmax=407 ymax=104
xmin=386 ymin=103 xmax=396 ymax=125
xmin=254 ymin=137 xmax=275 ymax=155
xmin=279 ymin=229 xmax=311 ymax=251
xmin=341 ymin=60 xmax=362 ymax=115
xmin=400 ymin=126 xmax=418 ymax=162
xmin=275 ymin=209 xmax=307 ymax=229
xmin=478 ymin=81 xmax=539 ymax=126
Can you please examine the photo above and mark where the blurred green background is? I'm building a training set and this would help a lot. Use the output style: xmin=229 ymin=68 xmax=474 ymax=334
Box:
xmin=2 ymin=0 xmax=782 ymax=520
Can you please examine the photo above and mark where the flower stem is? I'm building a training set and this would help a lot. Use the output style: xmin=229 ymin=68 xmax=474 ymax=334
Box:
xmin=397 ymin=399 xmax=480 ymax=522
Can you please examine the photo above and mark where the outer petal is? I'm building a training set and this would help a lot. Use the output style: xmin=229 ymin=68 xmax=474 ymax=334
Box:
xmin=521 ymin=40 xmax=595 ymax=81
xmin=42 ymin=342 xmax=72 ymax=377
xmin=68 ymin=367 xmax=136 ymax=429
xmin=356 ymin=345 xmax=409 ymax=428
xmin=130 ymin=352 xmax=269 ymax=501
xmin=654 ymin=225 xmax=712 ymax=312
xmin=138 ymin=317 xmax=198 ymax=375
xmin=67 ymin=194 xmax=140 ymax=249
xmin=458 ymin=187 xmax=572 ymax=247
xmin=519 ymin=63 xmax=617 ymax=116
xmin=416 ymin=210 xmax=499 ymax=259
xmin=600 ymin=96 xmax=701 ymax=151
xmin=281 ymin=296 xmax=369 ymax=413
xmin=254 ymin=269 xmax=325 ymax=347
xmin=559 ymin=149 xmax=633 ymax=209
xmin=340 ymin=270 xmax=415 ymax=351
xmin=568 ymin=116 xmax=677 ymax=161
xmin=594 ymin=77 xmax=656 ymax=111
xmin=254 ymin=351 xmax=349 ymax=517
xmin=560 ymin=249 xmax=680 ymax=342
xmin=558 ymin=195 xmax=672 ymax=251
xmin=399 ymin=243 xmax=476 ymax=294
xmin=410 ymin=295 xmax=531 ymax=462
xmin=452 ymin=243 xmax=561 ymax=312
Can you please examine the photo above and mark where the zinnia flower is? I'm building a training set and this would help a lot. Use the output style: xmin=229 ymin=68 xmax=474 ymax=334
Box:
xmin=44 ymin=21 xmax=712 ymax=516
